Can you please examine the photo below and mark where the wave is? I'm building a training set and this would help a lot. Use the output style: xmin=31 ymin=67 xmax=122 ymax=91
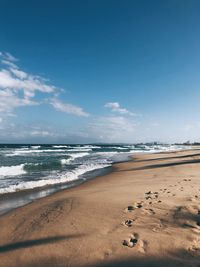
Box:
xmin=6 ymin=148 xmax=93 ymax=157
xmin=80 ymin=145 xmax=101 ymax=149
xmin=0 ymin=163 xmax=110 ymax=193
xmin=112 ymin=146 xmax=129 ymax=150
xmin=129 ymin=145 xmax=185 ymax=154
xmin=24 ymin=161 xmax=62 ymax=172
xmin=60 ymin=152 xmax=89 ymax=164
xmin=0 ymin=164 xmax=26 ymax=177
xmin=30 ymin=145 xmax=41 ymax=149
xmin=52 ymin=145 xmax=69 ymax=148
xmin=6 ymin=148 xmax=69 ymax=156
xmin=66 ymin=148 xmax=92 ymax=152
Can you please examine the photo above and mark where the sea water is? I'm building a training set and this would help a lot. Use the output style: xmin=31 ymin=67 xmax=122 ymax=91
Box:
xmin=0 ymin=143 xmax=187 ymax=214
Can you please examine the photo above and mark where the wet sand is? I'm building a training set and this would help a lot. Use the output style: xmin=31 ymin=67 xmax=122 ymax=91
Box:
xmin=1 ymin=149 xmax=200 ymax=267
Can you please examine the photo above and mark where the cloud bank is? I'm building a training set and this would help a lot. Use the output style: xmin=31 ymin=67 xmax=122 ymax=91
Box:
xmin=87 ymin=115 xmax=137 ymax=142
xmin=0 ymin=52 xmax=88 ymax=118
xmin=0 ymin=52 xmax=142 ymax=143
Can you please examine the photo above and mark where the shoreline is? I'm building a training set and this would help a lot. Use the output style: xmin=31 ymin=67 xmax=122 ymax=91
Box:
xmin=0 ymin=151 xmax=135 ymax=216
xmin=0 ymin=150 xmax=185 ymax=216
xmin=0 ymin=151 xmax=175 ymax=216
xmin=0 ymin=165 xmax=113 ymax=216
xmin=1 ymin=149 xmax=200 ymax=266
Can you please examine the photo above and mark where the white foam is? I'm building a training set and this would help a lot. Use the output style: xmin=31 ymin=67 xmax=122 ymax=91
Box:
xmin=129 ymin=145 xmax=186 ymax=154
xmin=61 ymin=152 xmax=89 ymax=164
xmin=0 ymin=163 xmax=110 ymax=193
xmin=31 ymin=146 xmax=41 ymax=149
xmin=6 ymin=149 xmax=69 ymax=156
xmin=80 ymin=145 xmax=101 ymax=149
xmin=0 ymin=164 xmax=26 ymax=177
xmin=5 ymin=146 xmax=98 ymax=157
xmin=67 ymin=148 xmax=92 ymax=152
xmin=112 ymin=146 xmax=128 ymax=150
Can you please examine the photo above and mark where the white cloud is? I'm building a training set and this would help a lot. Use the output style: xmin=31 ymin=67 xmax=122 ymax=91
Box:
xmin=0 ymin=52 xmax=88 ymax=118
xmin=88 ymin=115 xmax=137 ymax=142
xmin=30 ymin=130 xmax=54 ymax=137
xmin=105 ymin=102 xmax=136 ymax=116
xmin=9 ymin=68 xmax=28 ymax=79
xmin=0 ymin=88 xmax=38 ymax=115
xmin=0 ymin=52 xmax=56 ymax=116
xmin=4 ymin=52 xmax=18 ymax=62
xmin=1 ymin=60 xmax=17 ymax=68
xmin=0 ymin=122 xmax=59 ymax=140
xmin=0 ymin=68 xmax=55 ymax=94
xmin=50 ymin=98 xmax=89 ymax=117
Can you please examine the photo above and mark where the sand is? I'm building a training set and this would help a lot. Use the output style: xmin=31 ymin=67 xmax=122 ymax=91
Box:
xmin=1 ymin=149 xmax=200 ymax=267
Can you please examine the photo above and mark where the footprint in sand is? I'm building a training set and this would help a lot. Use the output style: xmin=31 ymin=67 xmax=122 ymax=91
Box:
xmin=145 ymin=191 xmax=153 ymax=195
xmin=145 ymin=196 xmax=152 ymax=200
xmin=144 ymin=208 xmax=156 ymax=215
xmin=183 ymin=178 xmax=192 ymax=182
xmin=152 ymin=221 xmax=165 ymax=232
xmin=125 ymin=202 xmax=143 ymax=212
xmin=122 ymin=219 xmax=134 ymax=227
xmin=145 ymin=191 xmax=159 ymax=200
xmin=161 ymin=189 xmax=167 ymax=193
xmin=123 ymin=233 xmax=147 ymax=253
xmin=123 ymin=233 xmax=139 ymax=248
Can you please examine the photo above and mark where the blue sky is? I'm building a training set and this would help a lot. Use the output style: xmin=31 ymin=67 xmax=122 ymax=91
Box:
xmin=0 ymin=0 xmax=200 ymax=143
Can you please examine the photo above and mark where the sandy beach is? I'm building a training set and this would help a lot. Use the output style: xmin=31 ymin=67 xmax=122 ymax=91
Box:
xmin=1 ymin=149 xmax=200 ymax=266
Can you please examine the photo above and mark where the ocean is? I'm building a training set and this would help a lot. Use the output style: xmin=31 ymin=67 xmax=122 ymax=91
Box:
xmin=0 ymin=143 xmax=186 ymax=214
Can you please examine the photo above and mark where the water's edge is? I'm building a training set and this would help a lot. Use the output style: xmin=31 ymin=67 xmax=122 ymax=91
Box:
xmin=0 ymin=164 xmax=115 ymax=216
xmin=0 ymin=147 xmax=189 ymax=216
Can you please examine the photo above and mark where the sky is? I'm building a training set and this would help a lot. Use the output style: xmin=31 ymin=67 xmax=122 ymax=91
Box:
xmin=0 ymin=0 xmax=200 ymax=143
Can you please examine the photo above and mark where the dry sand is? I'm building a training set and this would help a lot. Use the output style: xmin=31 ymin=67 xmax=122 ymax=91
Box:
xmin=1 ymin=149 xmax=200 ymax=267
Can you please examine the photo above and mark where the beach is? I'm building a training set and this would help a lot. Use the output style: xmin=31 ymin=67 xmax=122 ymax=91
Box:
xmin=1 ymin=148 xmax=200 ymax=267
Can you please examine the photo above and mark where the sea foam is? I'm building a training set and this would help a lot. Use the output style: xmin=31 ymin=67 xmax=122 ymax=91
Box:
xmin=60 ymin=152 xmax=89 ymax=164
xmin=0 ymin=164 xmax=26 ymax=177
xmin=0 ymin=163 xmax=110 ymax=193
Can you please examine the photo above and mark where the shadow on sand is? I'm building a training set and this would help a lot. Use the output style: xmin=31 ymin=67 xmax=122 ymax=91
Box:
xmin=120 ymin=158 xmax=200 ymax=172
xmin=135 ymin=151 xmax=200 ymax=164
xmin=0 ymin=234 xmax=84 ymax=253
